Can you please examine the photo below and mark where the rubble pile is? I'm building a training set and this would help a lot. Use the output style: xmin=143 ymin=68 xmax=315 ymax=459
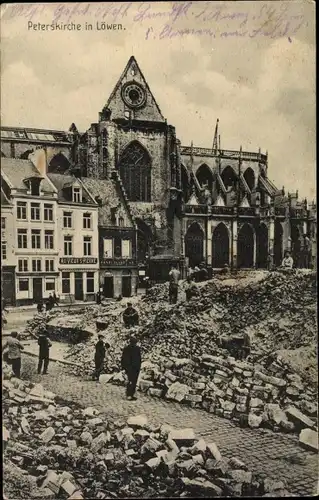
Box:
xmin=3 ymin=367 xmax=294 ymax=498
xmin=24 ymin=270 xmax=317 ymax=434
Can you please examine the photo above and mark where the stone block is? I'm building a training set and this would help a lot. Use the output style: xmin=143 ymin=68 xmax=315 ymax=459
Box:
xmin=138 ymin=379 xmax=154 ymax=392
xmin=248 ymin=413 xmax=262 ymax=428
xmin=91 ymin=432 xmax=108 ymax=453
xmin=80 ymin=431 xmax=93 ymax=444
xmin=148 ymin=388 xmax=163 ymax=397
xmin=299 ymin=428 xmax=318 ymax=452
xmin=250 ymin=398 xmax=264 ymax=408
xmin=286 ymin=406 xmax=315 ymax=429
xmin=127 ymin=415 xmax=148 ymax=428
xmin=168 ymin=428 xmax=196 ymax=446
xmin=82 ymin=407 xmax=99 ymax=417
xmin=206 ymin=442 xmax=222 ymax=461
xmin=40 ymin=427 xmax=55 ymax=444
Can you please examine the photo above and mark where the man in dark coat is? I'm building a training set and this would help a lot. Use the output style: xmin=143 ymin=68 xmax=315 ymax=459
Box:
xmin=93 ymin=334 xmax=109 ymax=381
xmin=123 ymin=303 xmax=139 ymax=328
xmin=121 ymin=337 xmax=142 ymax=400
xmin=37 ymin=332 xmax=52 ymax=375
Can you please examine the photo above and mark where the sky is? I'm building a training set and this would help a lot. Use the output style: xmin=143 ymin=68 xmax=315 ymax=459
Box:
xmin=1 ymin=1 xmax=316 ymax=200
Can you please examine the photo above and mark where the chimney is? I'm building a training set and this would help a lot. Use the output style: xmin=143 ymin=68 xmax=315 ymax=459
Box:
xmin=29 ymin=148 xmax=47 ymax=177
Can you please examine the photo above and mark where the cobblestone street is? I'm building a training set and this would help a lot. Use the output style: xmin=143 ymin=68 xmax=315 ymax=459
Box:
xmin=22 ymin=355 xmax=317 ymax=497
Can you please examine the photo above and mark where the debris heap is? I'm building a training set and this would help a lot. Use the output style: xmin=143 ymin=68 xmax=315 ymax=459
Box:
xmin=3 ymin=366 xmax=294 ymax=499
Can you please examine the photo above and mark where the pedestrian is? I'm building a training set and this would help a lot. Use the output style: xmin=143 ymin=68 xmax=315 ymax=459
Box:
xmin=168 ymin=264 xmax=180 ymax=304
xmin=185 ymin=275 xmax=199 ymax=301
xmin=123 ymin=302 xmax=139 ymax=328
xmin=92 ymin=334 xmax=109 ymax=381
xmin=121 ymin=336 xmax=141 ymax=401
xmin=37 ymin=300 xmax=44 ymax=313
xmin=2 ymin=331 xmax=24 ymax=378
xmin=52 ymin=291 xmax=59 ymax=306
xmin=281 ymin=251 xmax=294 ymax=269
xmin=96 ymin=290 xmax=102 ymax=305
xmin=37 ymin=332 xmax=52 ymax=375
xmin=197 ymin=262 xmax=208 ymax=282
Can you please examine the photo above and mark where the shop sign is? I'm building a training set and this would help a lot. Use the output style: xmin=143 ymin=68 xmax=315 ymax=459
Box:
xmin=101 ymin=258 xmax=135 ymax=267
xmin=59 ymin=257 xmax=98 ymax=265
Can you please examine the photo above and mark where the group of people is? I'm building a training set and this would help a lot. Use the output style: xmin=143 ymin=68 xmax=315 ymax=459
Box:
xmin=2 ymin=329 xmax=53 ymax=378
xmin=91 ymin=302 xmax=141 ymax=401
xmin=37 ymin=292 xmax=59 ymax=313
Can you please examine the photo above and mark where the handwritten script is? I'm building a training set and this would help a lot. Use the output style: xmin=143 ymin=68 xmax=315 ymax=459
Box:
xmin=2 ymin=2 xmax=307 ymax=41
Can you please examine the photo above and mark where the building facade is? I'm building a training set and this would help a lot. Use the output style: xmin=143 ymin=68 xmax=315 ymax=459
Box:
xmin=1 ymin=56 xmax=316 ymax=285
xmin=1 ymin=189 xmax=16 ymax=305
xmin=1 ymin=158 xmax=59 ymax=305
xmin=81 ymin=174 xmax=138 ymax=299
xmin=47 ymin=173 xmax=99 ymax=303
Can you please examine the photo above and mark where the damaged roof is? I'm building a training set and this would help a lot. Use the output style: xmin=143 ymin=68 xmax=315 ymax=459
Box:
xmin=47 ymin=173 xmax=96 ymax=205
xmin=1 ymin=158 xmax=55 ymax=193
xmin=81 ymin=176 xmax=132 ymax=227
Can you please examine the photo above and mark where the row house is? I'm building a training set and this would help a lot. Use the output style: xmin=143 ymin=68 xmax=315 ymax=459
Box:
xmin=81 ymin=174 xmax=138 ymax=299
xmin=1 ymin=158 xmax=59 ymax=305
xmin=47 ymin=173 xmax=99 ymax=302
xmin=1 ymin=189 xmax=16 ymax=305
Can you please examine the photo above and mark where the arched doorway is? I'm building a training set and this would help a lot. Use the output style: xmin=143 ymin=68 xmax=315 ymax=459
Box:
xmin=196 ymin=164 xmax=213 ymax=190
xmin=185 ymin=222 xmax=204 ymax=268
xmin=243 ymin=167 xmax=255 ymax=191
xmin=291 ymin=225 xmax=301 ymax=268
xmin=118 ymin=141 xmax=151 ymax=202
xmin=48 ymin=153 xmax=71 ymax=174
xmin=136 ymin=219 xmax=152 ymax=264
xmin=221 ymin=165 xmax=237 ymax=190
xmin=212 ymin=223 xmax=230 ymax=268
xmin=256 ymin=224 xmax=268 ymax=268
xmin=237 ymin=224 xmax=254 ymax=268
xmin=274 ymin=221 xmax=283 ymax=267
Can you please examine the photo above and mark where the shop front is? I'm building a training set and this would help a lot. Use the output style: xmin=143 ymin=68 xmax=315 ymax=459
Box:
xmin=59 ymin=257 xmax=99 ymax=303
xmin=2 ymin=266 xmax=16 ymax=306
xmin=99 ymin=258 xmax=138 ymax=299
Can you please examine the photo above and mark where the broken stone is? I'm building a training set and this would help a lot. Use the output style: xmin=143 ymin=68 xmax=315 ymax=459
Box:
xmin=80 ymin=431 xmax=93 ymax=444
xmin=206 ymin=442 xmax=222 ymax=461
xmin=43 ymin=471 xmax=60 ymax=495
xmin=248 ymin=413 xmax=262 ymax=428
xmin=99 ymin=374 xmax=114 ymax=384
xmin=148 ymin=388 xmax=163 ymax=398
xmin=66 ymin=440 xmax=77 ymax=449
xmin=40 ymin=427 xmax=55 ymax=443
xmin=286 ymin=406 xmax=315 ymax=429
xmin=91 ymin=432 xmax=108 ymax=453
xmin=127 ymin=415 xmax=148 ymax=428
xmin=87 ymin=417 xmax=103 ymax=428
xmin=82 ymin=407 xmax=99 ymax=417
xmin=145 ymin=456 xmax=161 ymax=469
xmin=168 ymin=428 xmax=196 ymax=446
xmin=61 ymin=480 xmax=77 ymax=496
xmin=299 ymin=428 xmax=318 ymax=452
xmin=165 ymin=382 xmax=190 ymax=402
xmin=141 ymin=437 xmax=163 ymax=455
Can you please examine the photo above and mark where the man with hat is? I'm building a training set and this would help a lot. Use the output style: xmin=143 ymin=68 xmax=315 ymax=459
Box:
xmin=121 ymin=336 xmax=142 ymax=400
xmin=92 ymin=334 xmax=109 ymax=381
xmin=2 ymin=331 xmax=24 ymax=378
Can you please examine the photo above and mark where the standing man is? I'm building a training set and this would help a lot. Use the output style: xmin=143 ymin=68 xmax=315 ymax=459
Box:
xmin=168 ymin=264 xmax=180 ymax=304
xmin=93 ymin=334 xmax=109 ymax=381
xmin=121 ymin=336 xmax=141 ymax=401
xmin=37 ymin=332 xmax=52 ymax=375
xmin=2 ymin=331 xmax=24 ymax=378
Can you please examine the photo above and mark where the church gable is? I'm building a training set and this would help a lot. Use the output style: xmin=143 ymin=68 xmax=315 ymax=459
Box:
xmin=103 ymin=56 xmax=165 ymax=123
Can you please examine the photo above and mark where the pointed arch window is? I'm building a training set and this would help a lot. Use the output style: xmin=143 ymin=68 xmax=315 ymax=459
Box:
xmin=118 ymin=141 xmax=151 ymax=202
